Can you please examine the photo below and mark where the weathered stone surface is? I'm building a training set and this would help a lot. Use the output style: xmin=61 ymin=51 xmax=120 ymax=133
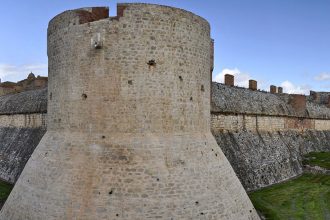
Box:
xmin=0 ymin=127 xmax=46 ymax=183
xmin=1 ymin=4 xmax=259 ymax=220
xmin=212 ymin=82 xmax=294 ymax=116
xmin=211 ymin=82 xmax=330 ymax=191
xmin=212 ymin=82 xmax=330 ymax=119
xmin=0 ymin=88 xmax=47 ymax=114
xmin=213 ymin=130 xmax=330 ymax=191
xmin=0 ymin=90 xmax=47 ymax=184
xmin=0 ymin=113 xmax=46 ymax=128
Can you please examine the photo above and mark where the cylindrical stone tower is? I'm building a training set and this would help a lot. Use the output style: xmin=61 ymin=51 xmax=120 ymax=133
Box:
xmin=1 ymin=4 xmax=259 ymax=220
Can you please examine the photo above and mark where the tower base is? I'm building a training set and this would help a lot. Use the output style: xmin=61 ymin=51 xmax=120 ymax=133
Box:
xmin=0 ymin=131 xmax=259 ymax=219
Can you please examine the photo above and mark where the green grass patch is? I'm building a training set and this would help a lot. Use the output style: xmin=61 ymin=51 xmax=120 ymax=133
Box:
xmin=0 ymin=180 xmax=13 ymax=202
xmin=249 ymin=174 xmax=330 ymax=220
xmin=303 ymin=152 xmax=330 ymax=169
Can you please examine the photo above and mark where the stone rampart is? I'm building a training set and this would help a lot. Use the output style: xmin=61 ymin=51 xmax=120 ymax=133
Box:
xmin=0 ymin=89 xmax=46 ymax=184
xmin=212 ymin=82 xmax=330 ymax=118
xmin=0 ymin=127 xmax=46 ymax=183
xmin=211 ymin=114 xmax=330 ymax=133
xmin=0 ymin=113 xmax=46 ymax=128
xmin=211 ymin=82 xmax=330 ymax=191
xmin=0 ymin=88 xmax=47 ymax=114
xmin=213 ymin=130 xmax=330 ymax=191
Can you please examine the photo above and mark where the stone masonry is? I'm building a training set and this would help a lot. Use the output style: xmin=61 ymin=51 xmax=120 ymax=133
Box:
xmin=224 ymin=74 xmax=234 ymax=86
xmin=249 ymin=80 xmax=257 ymax=91
xmin=0 ymin=4 xmax=259 ymax=220
xmin=270 ymin=85 xmax=277 ymax=94
xmin=211 ymin=82 xmax=330 ymax=190
xmin=0 ymin=89 xmax=47 ymax=183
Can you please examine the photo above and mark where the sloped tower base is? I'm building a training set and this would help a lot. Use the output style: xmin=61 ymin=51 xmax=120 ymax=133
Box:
xmin=1 ymin=132 xmax=258 ymax=219
xmin=1 ymin=4 xmax=259 ymax=220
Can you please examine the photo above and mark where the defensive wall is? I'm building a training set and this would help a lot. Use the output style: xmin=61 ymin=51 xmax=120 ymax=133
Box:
xmin=1 ymin=78 xmax=329 ymax=192
xmin=211 ymin=76 xmax=330 ymax=191
xmin=0 ymin=3 xmax=329 ymax=218
xmin=0 ymin=88 xmax=46 ymax=183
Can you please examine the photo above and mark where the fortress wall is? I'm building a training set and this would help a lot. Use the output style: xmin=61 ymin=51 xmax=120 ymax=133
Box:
xmin=0 ymin=88 xmax=47 ymax=115
xmin=0 ymin=127 xmax=46 ymax=183
xmin=0 ymin=89 xmax=47 ymax=184
xmin=211 ymin=82 xmax=330 ymax=191
xmin=212 ymin=82 xmax=295 ymax=116
xmin=213 ymin=130 xmax=330 ymax=191
xmin=212 ymin=82 xmax=330 ymax=119
xmin=0 ymin=113 xmax=46 ymax=128
xmin=211 ymin=114 xmax=330 ymax=133
xmin=315 ymin=119 xmax=330 ymax=130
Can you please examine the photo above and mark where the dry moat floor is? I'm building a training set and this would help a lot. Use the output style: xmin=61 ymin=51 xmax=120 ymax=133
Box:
xmin=249 ymin=174 xmax=330 ymax=220
xmin=250 ymin=152 xmax=330 ymax=220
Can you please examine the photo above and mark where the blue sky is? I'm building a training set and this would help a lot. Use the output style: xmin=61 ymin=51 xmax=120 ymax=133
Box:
xmin=1 ymin=0 xmax=330 ymax=94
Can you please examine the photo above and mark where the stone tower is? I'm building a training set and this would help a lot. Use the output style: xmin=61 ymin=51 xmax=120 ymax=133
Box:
xmin=0 ymin=4 xmax=259 ymax=220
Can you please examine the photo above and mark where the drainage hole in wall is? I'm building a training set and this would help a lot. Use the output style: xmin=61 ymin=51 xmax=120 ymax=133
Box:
xmin=147 ymin=60 xmax=156 ymax=66
xmin=82 ymin=93 xmax=87 ymax=100
xmin=190 ymin=97 xmax=193 ymax=101
xmin=179 ymin=76 xmax=183 ymax=81
xmin=201 ymin=85 xmax=205 ymax=91
xmin=128 ymin=80 xmax=133 ymax=85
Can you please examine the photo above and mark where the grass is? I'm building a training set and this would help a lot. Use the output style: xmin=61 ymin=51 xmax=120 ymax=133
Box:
xmin=303 ymin=152 xmax=330 ymax=169
xmin=249 ymin=174 xmax=330 ymax=220
xmin=0 ymin=180 xmax=13 ymax=204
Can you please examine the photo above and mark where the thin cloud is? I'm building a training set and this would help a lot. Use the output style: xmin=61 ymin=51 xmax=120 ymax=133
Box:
xmin=23 ymin=64 xmax=48 ymax=71
xmin=0 ymin=64 xmax=18 ymax=78
xmin=321 ymin=84 xmax=330 ymax=89
xmin=213 ymin=68 xmax=311 ymax=94
xmin=0 ymin=63 xmax=47 ymax=82
xmin=213 ymin=68 xmax=252 ymax=88
xmin=280 ymin=80 xmax=311 ymax=94
xmin=314 ymin=73 xmax=330 ymax=81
